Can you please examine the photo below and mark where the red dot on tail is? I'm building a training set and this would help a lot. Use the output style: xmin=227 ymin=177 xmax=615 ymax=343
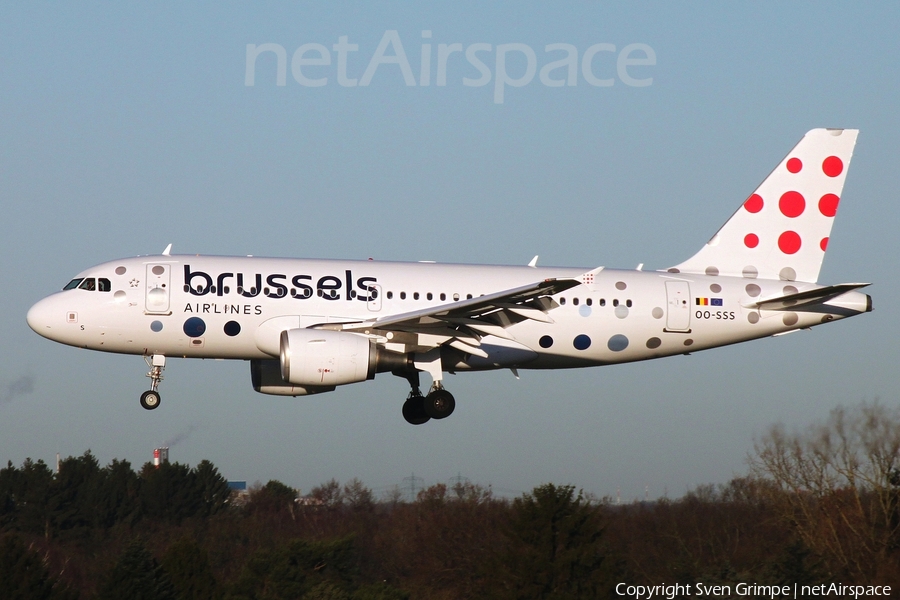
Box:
xmin=819 ymin=193 xmax=840 ymax=217
xmin=786 ymin=158 xmax=802 ymax=173
xmin=778 ymin=231 xmax=801 ymax=254
xmin=744 ymin=194 xmax=764 ymax=213
xmin=744 ymin=233 xmax=759 ymax=248
xmin=779 ymin=191 xmax=805 ymax=218
xmin=820 ymin=237 xmax=829 ymax=251
xmin=822 ymin=156 xmax=843 ymax=177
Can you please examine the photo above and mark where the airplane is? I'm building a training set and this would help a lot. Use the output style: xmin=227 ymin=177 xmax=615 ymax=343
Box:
xmin=27 ymin=128 xmax=871 ymax=424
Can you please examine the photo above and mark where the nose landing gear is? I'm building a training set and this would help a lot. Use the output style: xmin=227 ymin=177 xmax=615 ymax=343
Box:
xmin=140 ymin=354 xmax=166 ymax=410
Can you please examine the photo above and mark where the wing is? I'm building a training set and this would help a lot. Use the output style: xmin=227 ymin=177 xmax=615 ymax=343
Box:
xmin=315 ymin=267 xmax=603 ymax=357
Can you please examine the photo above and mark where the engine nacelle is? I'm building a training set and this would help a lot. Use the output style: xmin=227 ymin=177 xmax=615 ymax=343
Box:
xmin=280 ymin=328 xmax=378 ymax=387
xmin=250 ymin=359 xmax=335 ymax=396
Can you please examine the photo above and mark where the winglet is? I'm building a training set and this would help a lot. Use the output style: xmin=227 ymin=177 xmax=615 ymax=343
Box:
xmin=528 ymin=255 xmax=539 ymax=268
xmin=162 ymin=244 xmax=172 ymax=256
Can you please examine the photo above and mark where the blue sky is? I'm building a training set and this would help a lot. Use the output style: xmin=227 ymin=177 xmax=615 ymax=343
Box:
xmin=2 ymin=3 xmax=898 ymax=500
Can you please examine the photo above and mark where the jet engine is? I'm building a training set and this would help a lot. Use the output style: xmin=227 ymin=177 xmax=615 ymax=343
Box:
xmin=280 ymin=328 xmax=375 ymax=387
xmin=278 ymin=328 xmax=412 ymax=390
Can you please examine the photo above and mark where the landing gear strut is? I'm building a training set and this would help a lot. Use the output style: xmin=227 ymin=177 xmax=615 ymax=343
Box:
xmin=140 ymin=354 xmax=165 ymax=410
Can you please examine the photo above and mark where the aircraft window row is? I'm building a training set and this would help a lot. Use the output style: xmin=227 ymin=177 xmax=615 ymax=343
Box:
xmin=558 ymin=297 xmax=631 ymax=307
xmin=64 ymin=278 xmax=111 ymax=292
xmin=385 ymin=291 xmax=469 ymax=301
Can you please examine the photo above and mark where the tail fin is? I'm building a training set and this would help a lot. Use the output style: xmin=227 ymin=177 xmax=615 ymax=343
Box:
xmin=667 ymin=128 xmax=858 ymax=283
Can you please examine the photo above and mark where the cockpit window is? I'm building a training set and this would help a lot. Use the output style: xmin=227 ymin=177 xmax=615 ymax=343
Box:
xmin=98 ymin=278 xmax=111 ymax=292
xmin=63 ymin=278 xmax=84 ymax=290
xmin=78 ymin=278 xmax=96 ymax=291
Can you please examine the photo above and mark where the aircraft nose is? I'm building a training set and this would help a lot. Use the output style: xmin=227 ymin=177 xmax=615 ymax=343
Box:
xmin=27 ymin=296 xmax=59 ymax=338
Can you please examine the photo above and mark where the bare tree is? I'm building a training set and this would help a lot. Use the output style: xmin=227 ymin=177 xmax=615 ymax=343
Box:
xmin=310 ymin=479 xmax=344 ymax=509
xmin=748 ymin=401 xmax=900 ymax=579
xmin=343 ymin=478 xmax=374 ymax=512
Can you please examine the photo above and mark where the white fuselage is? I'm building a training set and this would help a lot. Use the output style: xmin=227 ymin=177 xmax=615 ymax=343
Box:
xmin=26 ymin=254 xmax=869 ymax=372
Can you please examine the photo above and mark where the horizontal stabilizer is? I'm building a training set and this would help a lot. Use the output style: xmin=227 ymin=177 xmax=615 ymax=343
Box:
xmin=747 ymin=283 xmax=870 ymax=311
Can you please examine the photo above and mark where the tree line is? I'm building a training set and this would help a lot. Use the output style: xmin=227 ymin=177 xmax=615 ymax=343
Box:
xmin=1 ymin=401 xmax=899 ymax=599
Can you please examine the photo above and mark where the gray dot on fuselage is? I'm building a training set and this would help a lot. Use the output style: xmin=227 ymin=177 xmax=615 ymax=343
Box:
xmin=608 ymin=335 xmax=629 ymax=352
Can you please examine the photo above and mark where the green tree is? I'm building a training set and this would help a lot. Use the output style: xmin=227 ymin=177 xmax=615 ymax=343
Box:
xmin=229 ymin=537 xmax=358 ymax=600
xmin=52 ymin=451 xmax=103 ymax=539
xmin=498 ymin=483 xmax=608 ymax=599
xmin=96 ymin=538 xmax=176 ymax=600
xmin=140 ymin=462 xmax=202 ymax=523
xmin=96 ymin=458 xmax=141 ymax=528
xmin=194 ymin=460 xmax=231 ymax=518
xmin=0 ymin=458 xmax=55 ymax=538
xmin=160 ymin=537 xmax=221 ymax=600
xmin=0 ymin=533 xmax=76 ymax=600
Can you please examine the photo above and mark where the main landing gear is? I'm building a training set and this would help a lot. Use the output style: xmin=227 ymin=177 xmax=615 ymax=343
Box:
xmin=140 ymin=354 xmax=166 ymax=410
xmin=399 ymin=371 xmax=456 ymax=425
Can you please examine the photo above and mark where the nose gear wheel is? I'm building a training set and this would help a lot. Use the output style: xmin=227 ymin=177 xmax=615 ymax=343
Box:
xmin=141 ymin=354 xmax=166 ymax=411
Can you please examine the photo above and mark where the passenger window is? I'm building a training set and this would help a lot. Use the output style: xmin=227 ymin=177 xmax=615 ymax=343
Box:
xmin=560 ymin=297 xmax=566 ymax=305
xmin=427 ymin=292 xmax=433 ymax=301
xmin=573 ymin=298 xmax=579 ymax=306
xmin=387 ymin=291 xmax=393 ymax=299
xmin=586 ymin=298 xmax=593 ymax=306
xmin=400 ymin=292 xmax=407 ymax=300
xmin=414 ymin=292 xmax=420 ymax=300
xmin=626 ymin=299 xmax=633 ymax=307
xmin=98 ymin=278 xmax=111 ymax=292
xmin=440 ymin=293 xmax=446 ymax=301
xmin=599 ymin=299 xmax=606 ymax=307
xmin=78 ymin=278 xmax=96 ymax=291
xmin=64 ymin=278 xmax=84 ymax=291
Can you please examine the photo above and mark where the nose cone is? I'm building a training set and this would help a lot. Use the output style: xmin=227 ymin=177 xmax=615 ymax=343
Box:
xmin=27 ymin=295 xmax=60 ymax=339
